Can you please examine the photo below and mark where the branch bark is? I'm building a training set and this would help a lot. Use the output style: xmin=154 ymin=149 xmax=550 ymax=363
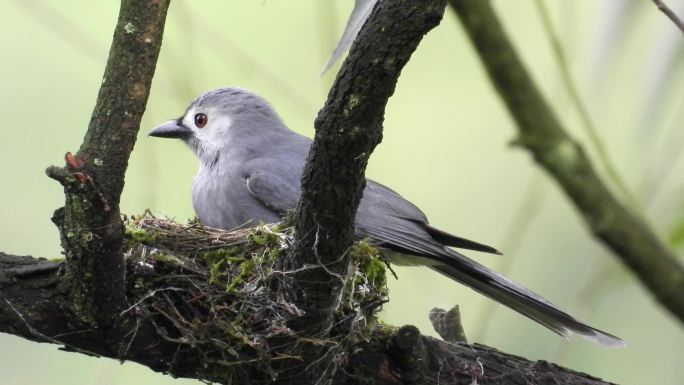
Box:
xmin=449 ymin=0 xmax=684 ymax=323
xmin=45 ymin=0 xmax=170 ymax=326
xmin=0 ymin=251 xmax=616 ymax=385
xmin=290 ymin=0 xmax=447 ymax=332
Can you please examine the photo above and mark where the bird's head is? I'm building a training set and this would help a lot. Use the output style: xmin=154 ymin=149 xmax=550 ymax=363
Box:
xmin=149 ymin=87 xmax=285 ymax=166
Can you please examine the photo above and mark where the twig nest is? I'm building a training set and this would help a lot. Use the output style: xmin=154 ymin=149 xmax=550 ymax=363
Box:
xmin=122 ymin=213 xmax=388 ymax=382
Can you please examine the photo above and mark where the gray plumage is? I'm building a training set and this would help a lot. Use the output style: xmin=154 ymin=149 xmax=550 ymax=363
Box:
xmin=149 ymin=86 xmax=624 ymax=348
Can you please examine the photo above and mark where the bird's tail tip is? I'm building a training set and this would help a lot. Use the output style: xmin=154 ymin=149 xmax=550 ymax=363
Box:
xmin=566 ymin=327 xmax=626 ymax=348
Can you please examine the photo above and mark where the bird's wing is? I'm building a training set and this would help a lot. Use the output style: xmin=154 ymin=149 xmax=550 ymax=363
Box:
xmin=245 ymin=171 xmax=301 ymax=215
xmin=361 ymin=180 xmax=500 ymax=254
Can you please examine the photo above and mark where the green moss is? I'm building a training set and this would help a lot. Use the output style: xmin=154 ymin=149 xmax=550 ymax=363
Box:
xmin=64 ymin=194 xmax=95 ymax=250
xmin=267 ymin=246 xmax=283 ymax=260
xmin=189 ymin=227 xmax=277 ymax=292
xmin=351 ymin=240 xmax=388 ymax=295
xmin=208 ymin=257 xmax=225 ymax=286
xmin=199 ymin=246 xmax=244 ymax=286
xmin=241 ymin=259 xmax=256 ymax=275
xmin=125 ymin=227 xmax=157 ymax=247
xmin=200 ymin=246 xmax=244 ymax=261
xmin=362 ymin=258 xmax=387 ymax=293
xmin=60 ymin=193 xmax=102 ymax=325
xmin=226 ymin=260 xmax=256 ymax=292
xmin=198 ymin=246 xmax=256 ymax=289
xmin=351 ymin=240 xmax=378 ymax=259
xmin=249 ymin=225 xmax=276 ymax=245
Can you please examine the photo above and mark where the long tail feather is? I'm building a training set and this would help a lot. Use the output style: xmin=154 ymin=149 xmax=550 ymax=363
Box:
xmin=430 ymin=258 xmax=624 ymax=347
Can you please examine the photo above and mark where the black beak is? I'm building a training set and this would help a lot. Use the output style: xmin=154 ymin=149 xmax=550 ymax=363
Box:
xmin=148 ymin=120 xmax=192 ymax=139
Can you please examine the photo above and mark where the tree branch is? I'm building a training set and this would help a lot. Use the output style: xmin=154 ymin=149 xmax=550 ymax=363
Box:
xmin=45 ymin=0 xmax=170 ymax=326
xmin=449 ymin=0 xmax=684 ymax=323
xmin=651 ymin=0 xmax=684 ymax=34
xmin=0 ymin=250 xmax=616 ymax=385
xmin=290 ymin=0 xmax=447 ymax=334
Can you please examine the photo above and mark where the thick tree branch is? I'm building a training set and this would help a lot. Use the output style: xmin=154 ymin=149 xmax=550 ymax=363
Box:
xmin=450 ymin=0 xmax=684 ymax=323
xmin=45 ymin=0 xmax=170 ymax=326
xmin=0 ymin=253 xmax=107 ymax=355
xmin=290 ymin=0 xmax=447 ymax=333
xmin=0 ymin=250 xmax=616 ymax=385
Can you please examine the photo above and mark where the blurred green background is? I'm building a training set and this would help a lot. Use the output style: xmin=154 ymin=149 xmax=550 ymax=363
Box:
xmin=1 ymin=0 xmax=683 ymax=384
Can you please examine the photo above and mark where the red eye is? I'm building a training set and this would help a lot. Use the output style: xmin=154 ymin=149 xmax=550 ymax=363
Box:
xmin=194 ymin=113 xmax=208 ymax=128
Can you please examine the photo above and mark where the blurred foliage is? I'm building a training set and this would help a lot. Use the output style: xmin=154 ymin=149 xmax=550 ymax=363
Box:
xmin=0 ymin=1 xmax=683 ymax=385
xmin=669 ymin=216 xmax=684 ymax=247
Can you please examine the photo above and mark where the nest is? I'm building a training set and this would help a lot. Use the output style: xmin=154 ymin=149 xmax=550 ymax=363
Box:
xmin=122 ymin=213 xmax=388 ymax=381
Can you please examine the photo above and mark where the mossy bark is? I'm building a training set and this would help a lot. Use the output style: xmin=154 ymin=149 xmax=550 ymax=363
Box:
xmin=0 ymin=250 xmax=616 ymax=384
xmin=290 ymin=0 xmax=448 ymax=336
xmin=45 ymin=0 xmax=171 ymax=328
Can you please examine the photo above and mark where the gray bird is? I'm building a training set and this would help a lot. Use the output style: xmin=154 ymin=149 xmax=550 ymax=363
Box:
xmin=149 ymin=86 xmax=624 ymax=347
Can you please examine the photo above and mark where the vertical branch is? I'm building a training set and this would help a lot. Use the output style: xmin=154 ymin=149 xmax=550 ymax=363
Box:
xmin=78 ymin=0 xmax=170 ymax=203
xmin=289 ymin=0 xmax=448 ymax=334
xmin=449 ymin=0 xmax=684 ymax=323
xmin=46 ymin=0 xmax=170 ymax=327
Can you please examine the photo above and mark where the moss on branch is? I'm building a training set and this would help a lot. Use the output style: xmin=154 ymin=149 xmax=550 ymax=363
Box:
xmin=47 ymin=0 xmax=171 ymax=328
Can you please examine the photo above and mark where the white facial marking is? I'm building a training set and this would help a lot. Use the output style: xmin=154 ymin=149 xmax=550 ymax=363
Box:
xmin=183 ymin=107 xmax=233 ymax=167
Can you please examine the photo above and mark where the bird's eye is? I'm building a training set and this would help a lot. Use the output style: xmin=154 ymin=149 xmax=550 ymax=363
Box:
xmin=194 ymin=113 xmax=208 ymax=128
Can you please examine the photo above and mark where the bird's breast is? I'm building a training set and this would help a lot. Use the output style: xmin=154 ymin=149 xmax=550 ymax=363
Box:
xmin=191 ymin=170 xmax=243 ymax=229
xmin=191 ymin=168 xmax=280 ymax=230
